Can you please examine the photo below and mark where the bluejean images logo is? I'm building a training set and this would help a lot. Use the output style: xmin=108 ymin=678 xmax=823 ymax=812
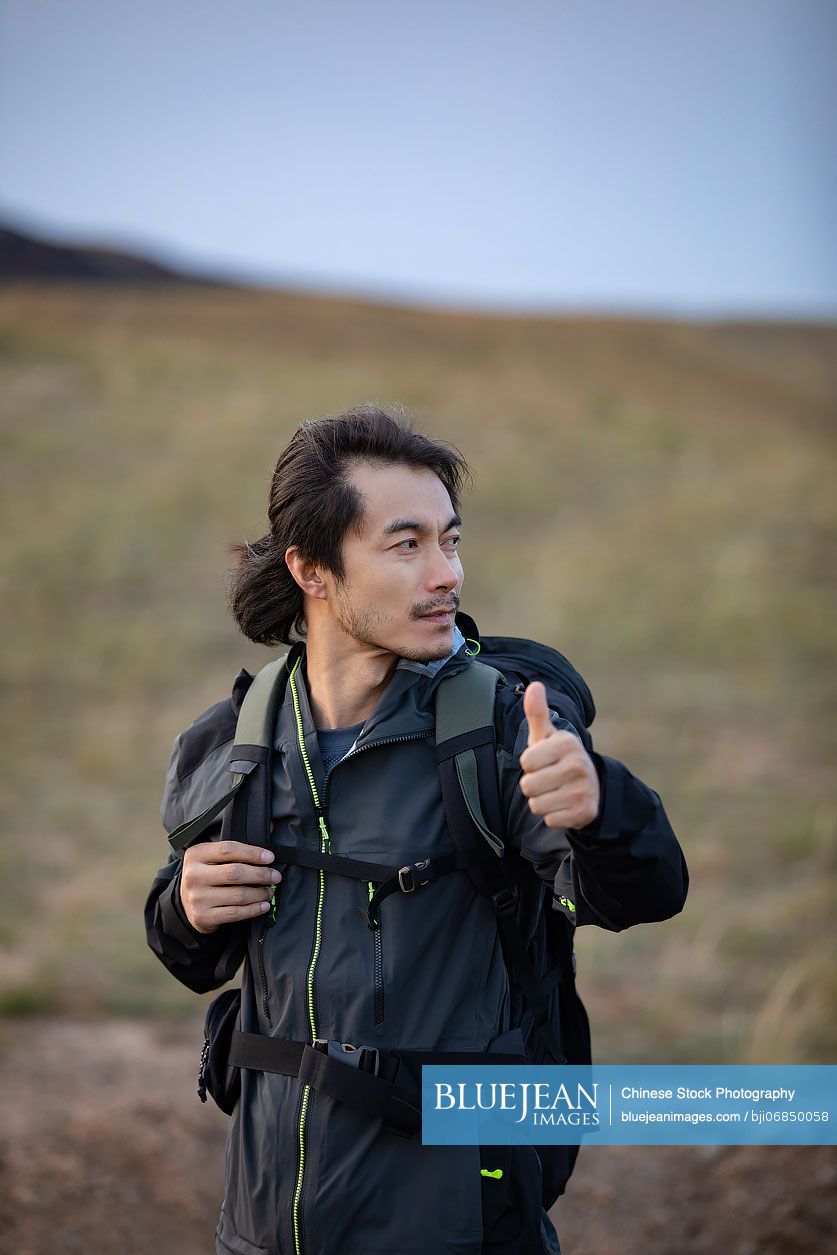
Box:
xmin=434 ymin=1079 xmax=600 ymax=1128
xmin=423 ymin=1065 xmax=837 ymax=1146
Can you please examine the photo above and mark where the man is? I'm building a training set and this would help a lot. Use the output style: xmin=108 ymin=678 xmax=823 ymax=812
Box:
xmin=145 ymin=403 xmax=688 ymax=1255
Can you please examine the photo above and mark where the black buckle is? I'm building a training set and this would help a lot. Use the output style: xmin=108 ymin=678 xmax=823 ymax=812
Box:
xmin=398 ymin=859 xmax=431 ymax=894
xmin=491 ymin=885 xmax=519 ymax=918
xmin=358 ymin=1045 xmax=381 ymax=1076
xmin=316 ymin=1038 xmax=382 ymax=1076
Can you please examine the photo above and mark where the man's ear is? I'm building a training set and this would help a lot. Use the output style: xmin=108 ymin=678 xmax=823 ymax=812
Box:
xmin=285 ymin=545 xmax=328 ymax=601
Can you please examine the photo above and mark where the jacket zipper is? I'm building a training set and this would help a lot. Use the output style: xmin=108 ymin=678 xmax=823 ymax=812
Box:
xmin=368 ymin=881 xmax=384 ymax=1023
xmin=287 ymin=655 xmax=331 ymax=1255
xmin=253 ymin=904 xmax=277 ymax=1025
xmin=285 ymin=674 xmax=431 ymax=1255
xmin=255 ymin=920 xmax=272 ymax=1025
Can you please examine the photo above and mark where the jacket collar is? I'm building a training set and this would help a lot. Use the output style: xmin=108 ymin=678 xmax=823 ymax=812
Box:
xmin=392 ymin=620 xmax=467 ymax=677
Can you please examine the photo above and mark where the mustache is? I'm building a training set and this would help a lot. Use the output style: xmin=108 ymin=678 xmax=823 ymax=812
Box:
xmin=414 ymin=597 xmax=460 ymax=617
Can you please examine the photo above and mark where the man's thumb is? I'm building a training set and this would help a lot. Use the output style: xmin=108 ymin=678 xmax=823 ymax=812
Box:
xmin=523 ymin=681 xmax=553 ymax=747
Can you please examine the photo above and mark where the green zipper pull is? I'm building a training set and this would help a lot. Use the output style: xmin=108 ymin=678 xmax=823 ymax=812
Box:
xmin=318 ymin=815 xmax=331 ymax=852
xmin=480 ymin=1168 xmax=503 ymax=1179
xmin=558 ymin=895 xmax=576 ymax=914
xmin=365 ymin=880 xmax=379 ymax=929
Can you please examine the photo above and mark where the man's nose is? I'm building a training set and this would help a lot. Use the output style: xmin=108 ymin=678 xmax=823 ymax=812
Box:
xmin=427 ymin=547 xmax=460 ymax=592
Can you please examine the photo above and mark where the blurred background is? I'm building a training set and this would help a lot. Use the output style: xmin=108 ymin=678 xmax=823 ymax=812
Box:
xmin=1 ymin=2 xmax=835 ymax=1252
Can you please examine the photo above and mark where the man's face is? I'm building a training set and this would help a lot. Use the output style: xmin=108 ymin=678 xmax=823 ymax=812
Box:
xmin=327 ymin=460 xmax=464 ymax=664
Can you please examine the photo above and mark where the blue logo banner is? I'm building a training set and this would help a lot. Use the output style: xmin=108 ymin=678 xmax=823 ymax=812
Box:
xmin=421 ymin=1065 xmax=836 ymax=1145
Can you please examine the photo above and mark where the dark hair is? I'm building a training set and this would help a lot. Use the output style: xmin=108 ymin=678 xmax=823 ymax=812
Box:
xmin=227 ymin=402 xmax=472 ymax=645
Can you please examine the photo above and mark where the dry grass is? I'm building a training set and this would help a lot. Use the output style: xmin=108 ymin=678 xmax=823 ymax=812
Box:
xmin=1 ymin=282 xmax=835 ymax=1064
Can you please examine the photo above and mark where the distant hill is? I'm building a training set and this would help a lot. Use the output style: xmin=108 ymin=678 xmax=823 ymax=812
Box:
xmin=0 ymin=222 xmax=216 ymax=283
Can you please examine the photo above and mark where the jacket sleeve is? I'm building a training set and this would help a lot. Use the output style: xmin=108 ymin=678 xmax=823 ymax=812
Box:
xmin=144 ymin=733 xmax=250 ymax=995
xmin=499 ymin=694 xmax=689 ymax=931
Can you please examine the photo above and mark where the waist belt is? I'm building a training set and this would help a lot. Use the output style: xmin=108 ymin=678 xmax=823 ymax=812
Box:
xmin=228 ymin=1031 xmax=527 ymax=1139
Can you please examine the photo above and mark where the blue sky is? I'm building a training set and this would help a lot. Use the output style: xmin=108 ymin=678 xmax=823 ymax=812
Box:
xmin=1 ymin=0 xmax=835 ymax=317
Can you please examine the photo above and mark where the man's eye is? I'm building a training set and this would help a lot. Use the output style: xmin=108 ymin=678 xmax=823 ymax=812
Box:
xmin=395 ymin=535 xmax=460 ymax=551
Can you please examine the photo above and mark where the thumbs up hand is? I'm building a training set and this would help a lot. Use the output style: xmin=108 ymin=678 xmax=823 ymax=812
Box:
xmin=518 ymin=681 xmax=601 ymax=830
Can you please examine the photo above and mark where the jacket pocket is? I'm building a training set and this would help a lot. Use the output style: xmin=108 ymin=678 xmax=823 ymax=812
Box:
xmin=367 ymin=881 xmax=385 ymax=1024
xmin=479 ymin=1144 xmax=543 ymax=1253
xmin=216 ymin=1204 xmax=268 ymax=1254
xmin=254 ymin=915 xmax=274 ymax=1025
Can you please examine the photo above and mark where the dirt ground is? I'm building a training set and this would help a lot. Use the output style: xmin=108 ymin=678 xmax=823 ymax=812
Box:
xmin=0 ymin=1017 xmax=833 ymax=1255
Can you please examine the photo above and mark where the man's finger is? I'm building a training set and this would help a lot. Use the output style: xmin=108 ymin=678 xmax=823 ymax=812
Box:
xmin=215 ymin=862 xmax=282 ymax=886
xmin=202 ymin=885 xmax=276 ymax=908
xmin=205 ymin=901 xmax=273 ymax=927
xmin=518 ymin=754 xmax=579 ymax=797
xmin=199 ymin=840 xmax=275 ymax=864
xmin=523 ymin=681 xmax=553 ymax=747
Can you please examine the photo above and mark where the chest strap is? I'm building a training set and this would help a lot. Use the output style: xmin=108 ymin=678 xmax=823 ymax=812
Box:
xmin=272 ymin=844 xmax=490 ymax=929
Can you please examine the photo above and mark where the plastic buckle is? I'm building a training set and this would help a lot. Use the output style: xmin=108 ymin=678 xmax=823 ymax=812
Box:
xmin=491 ymin=885 xmax=519 ymax=918
xmin=326 ymin=1040 xmax=359 ymax=1064
xmin=358 ymin=1045 xmax=381 ymax=1076
xmin=398 ymin=859 xmax=431 ymax=894
xmin=323 ymin=1040 xmax=381 ymax=1076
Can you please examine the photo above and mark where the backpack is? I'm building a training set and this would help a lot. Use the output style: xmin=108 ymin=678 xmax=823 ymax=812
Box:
xmin=168 ymin=625 xmax=594 ymax=1207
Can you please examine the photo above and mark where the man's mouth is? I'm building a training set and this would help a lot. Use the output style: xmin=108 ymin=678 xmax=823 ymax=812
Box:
xmin=418 ymin=604 xmax=457 ymax=623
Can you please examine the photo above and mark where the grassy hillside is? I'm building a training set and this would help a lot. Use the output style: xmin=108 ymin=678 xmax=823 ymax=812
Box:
xmin=1 ymin=283 xmax=834 ymax=1063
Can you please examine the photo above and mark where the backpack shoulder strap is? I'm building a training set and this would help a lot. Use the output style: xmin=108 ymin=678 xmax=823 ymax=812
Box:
xmin=434 ymin=660 xmax=506 ymax=856
xmin=167 ymin=653 xmax=289 ymax=853
xmin=434 ymin=658 xmax=568 ymax=1064
xmin=232 ymin=654 xmax=290 ymax=748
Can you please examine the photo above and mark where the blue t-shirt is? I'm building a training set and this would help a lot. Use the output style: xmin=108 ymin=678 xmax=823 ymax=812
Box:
xmin=316 ymin=720 xmax=365 ymax=775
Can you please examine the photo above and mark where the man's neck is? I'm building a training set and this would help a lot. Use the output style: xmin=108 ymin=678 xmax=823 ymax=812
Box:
xmin=302 ymin=634 xmax=399 ymax=730
xmin=301 ymin=622 xmax=462 ymax=730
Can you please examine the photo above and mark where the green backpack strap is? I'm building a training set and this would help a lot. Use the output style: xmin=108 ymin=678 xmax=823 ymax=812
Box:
xmin=232 ymin=654 xmax=290 ymax=747
xmin=436 ymin=658 xmax=571 ymax=1067
xmin=167 ymin=654 xmax=289 ymax=853
xmin=434 ymin=660 xmax=505 ymax=856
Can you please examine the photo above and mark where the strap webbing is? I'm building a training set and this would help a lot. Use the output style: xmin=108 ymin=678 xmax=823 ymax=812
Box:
xmin=364 ymin=849 xmax=486 ymax=926
xmin=230 ymin=1032 xmax=527 ymax=1073
xmin=167 ymin=772 xmax=247 ymax=853
xmin=167 ymin=654 xmax=289 ymax=853
xmin=273 ymin=844 xmax=400 ymax=883
xmin=228 ymin=1031 xmax=528 ymax=1138
xmin=454 ymin=748 xmax=504 ymax=856
xmin=272 ymin=844 xmax=490 ymax=928
xmin=436 ymin=661 xmax=506 ymax=855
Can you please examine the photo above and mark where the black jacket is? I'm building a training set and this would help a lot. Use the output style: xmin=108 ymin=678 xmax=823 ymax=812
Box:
xmin=145 ymin=617 xmax=688 ymax=1255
